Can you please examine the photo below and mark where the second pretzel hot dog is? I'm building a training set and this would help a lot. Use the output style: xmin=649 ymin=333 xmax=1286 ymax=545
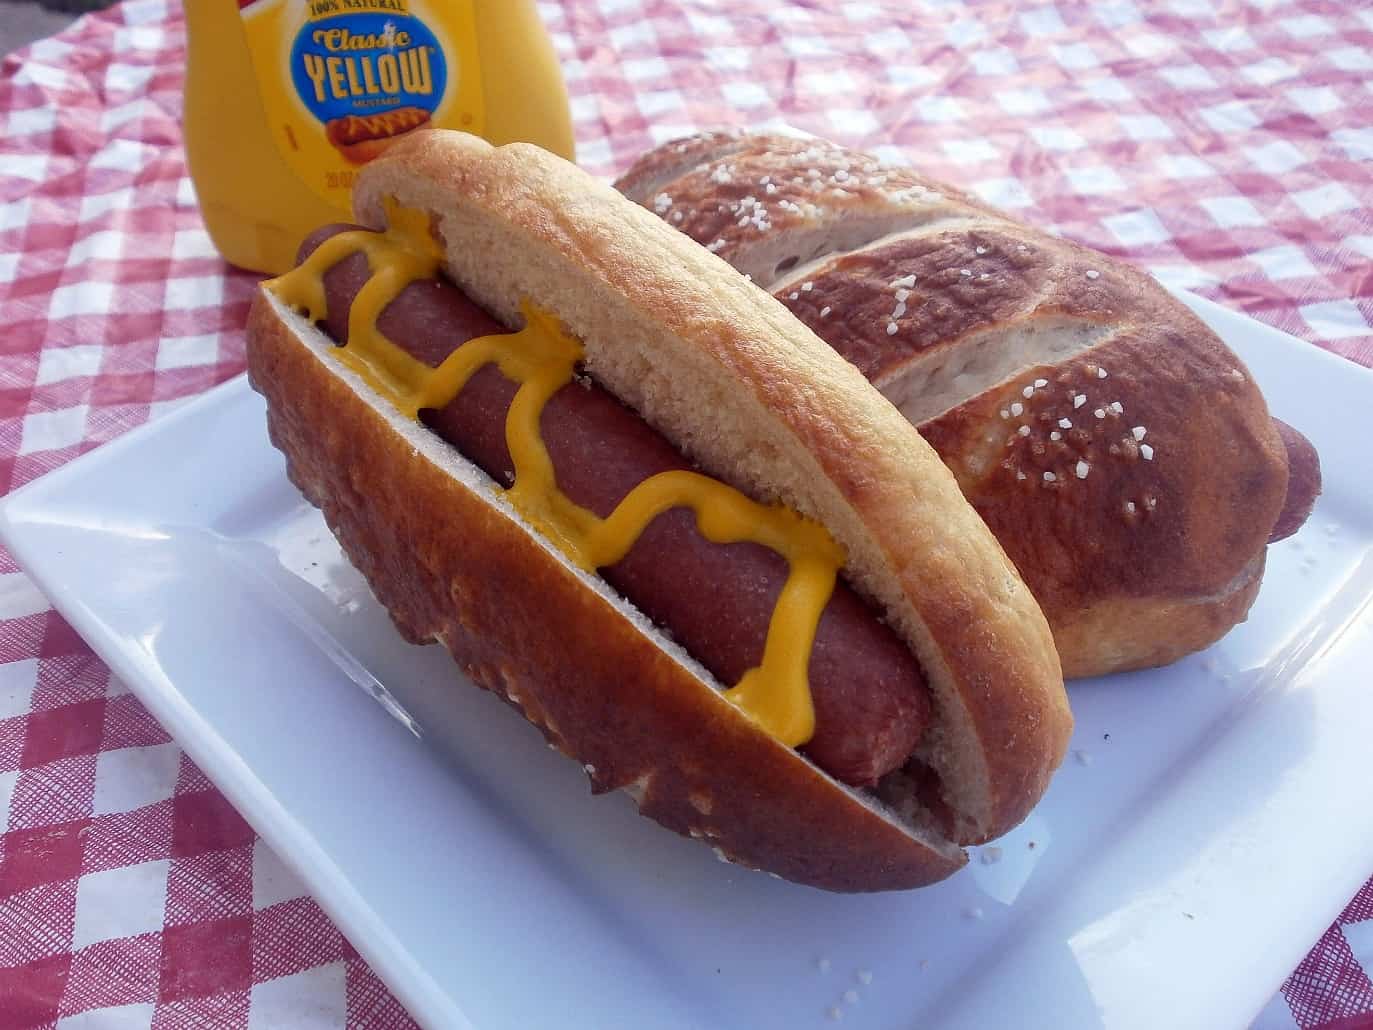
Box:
xmin=298 ymin=225 xmax=933 ymax=787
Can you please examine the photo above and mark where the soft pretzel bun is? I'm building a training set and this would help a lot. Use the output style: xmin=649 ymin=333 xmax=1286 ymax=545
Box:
xmin=247 ymin=130 xmax=1071 ymax=890
xmin=617 ymin=132 xmax=1295 ymax=678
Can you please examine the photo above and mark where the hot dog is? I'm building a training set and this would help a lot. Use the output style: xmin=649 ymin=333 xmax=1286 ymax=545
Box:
xmin=618 ymin=131 xmax=1323 ymax=677
xmin=325 ymin=107 xmax=432 ymax=165
xmin=246 ymin=130 xmax=1071 ymax=891
xmin=1269 ymin=418 xmax=1321 ymax=544
xmin=298 ymin=224 xmax=932 ymax=787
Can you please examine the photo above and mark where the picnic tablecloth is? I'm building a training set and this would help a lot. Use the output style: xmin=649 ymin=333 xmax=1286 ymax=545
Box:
xmin=1 ymin=0 xmax=1371 ymax=1026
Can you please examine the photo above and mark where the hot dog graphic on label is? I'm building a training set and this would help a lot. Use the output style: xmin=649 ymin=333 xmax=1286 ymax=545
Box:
xmin=291 ymin=12 xmax=447 ymax=165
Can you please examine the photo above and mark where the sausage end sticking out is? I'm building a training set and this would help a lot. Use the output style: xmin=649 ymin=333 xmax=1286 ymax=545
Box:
xmin=1269 ymin=418 xmax=1321 ymax=544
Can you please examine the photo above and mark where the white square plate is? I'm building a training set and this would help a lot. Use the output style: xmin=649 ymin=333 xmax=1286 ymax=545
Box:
xmin=4 ymin=292 xmax=1372 ymax=1030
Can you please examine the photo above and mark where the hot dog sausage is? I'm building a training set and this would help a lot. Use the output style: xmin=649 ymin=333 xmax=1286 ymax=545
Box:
xmin=1269 ymin=418 xmax=1321 ymax=543
xmin=297 ymin=226 xmax=932 ymax=787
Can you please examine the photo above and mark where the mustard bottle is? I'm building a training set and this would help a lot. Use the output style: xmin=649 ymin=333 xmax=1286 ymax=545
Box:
xmin=182 ymin=0 xmax=575 ymax=274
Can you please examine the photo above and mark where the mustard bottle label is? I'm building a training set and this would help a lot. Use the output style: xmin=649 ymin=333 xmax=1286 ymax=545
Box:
xmin=237 ymin=0 xmax=484 ymax=210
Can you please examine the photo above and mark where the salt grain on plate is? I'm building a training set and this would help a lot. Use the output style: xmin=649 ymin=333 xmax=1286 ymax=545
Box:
xmin=1141 ymin=443 xmax=1155 ymax=460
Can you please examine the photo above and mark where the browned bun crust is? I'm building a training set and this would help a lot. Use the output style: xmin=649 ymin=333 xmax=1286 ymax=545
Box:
xmin=616 ymin=132 xmax=1294 ymax=678
xmin=1051 ymin=554 xmax=1265 ymax=679
xmin=614 ymin=128 xmax=753 ymax=206
xmin=894 ymin=242 xmax=1286 ymax=677
xmin=247 ymin=130 xmax=1072 ymax=888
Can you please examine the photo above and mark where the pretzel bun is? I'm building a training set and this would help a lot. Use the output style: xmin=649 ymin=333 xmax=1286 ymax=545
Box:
xmin=618 ymin=132 xmax=1305 ymax=678
xmin=246 ymin=130 xmax=1070 ymax=891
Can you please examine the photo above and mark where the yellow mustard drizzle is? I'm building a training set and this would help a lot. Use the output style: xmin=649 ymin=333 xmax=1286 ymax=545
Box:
xmin=267 ymin=198 xmax=844 ymax=747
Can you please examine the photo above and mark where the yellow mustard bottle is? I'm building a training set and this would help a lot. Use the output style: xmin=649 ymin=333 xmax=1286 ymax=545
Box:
xmin=182 ymin=0 xmax=575 ymax=274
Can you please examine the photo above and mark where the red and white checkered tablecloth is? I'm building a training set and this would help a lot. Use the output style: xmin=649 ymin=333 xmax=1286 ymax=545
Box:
xmin=0 ymin=0 xmax=1370 ymax=1026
